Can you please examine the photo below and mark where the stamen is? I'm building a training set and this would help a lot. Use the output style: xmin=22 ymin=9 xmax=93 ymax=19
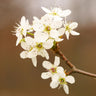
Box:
xmin=36 ymin=43 xmax=42 ymax=48
xmin=50 ymin=68 xmax=57 ymax=73
xmin=44 ymin=26 xmax=51 ymax=32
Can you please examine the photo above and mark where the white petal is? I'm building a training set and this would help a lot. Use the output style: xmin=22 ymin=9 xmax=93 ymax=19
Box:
xmin=65 ymin=31 xmax=69 ymax=40
xmin=62 ymin=9 xmax=71 ymax=17
xmin=63 ymin=84 xmax=69 ymax=94
xmin=57 ymin=67 xmax=65 ymax=75
xmin=53 ymin=16 xmax=63 ymax=21
xmin=52 ymin=74 xmax=59 ymax=82
xmin=33 ymin=16 xmax=39 ymax=21
xmin=51 ymin=21 xmax=62 ymax=29
xmin=43 ymin=39 xmax=54 ymax=49
xmin=41 ymin=7 xmax=51 ymax=13
xmin=25 ymin=36 xmax=35 ymax=46
xmin=41 ymin=72 xmax=52 ymax=79
xmin=41 ymin=14 xmax=51 ymax=24
xmin=43 ymin=49 xmax=49 ymax=59
xmin=50 ymin=81 xmax=59 ymax=89
xmin=42 ymin=61 xmax=52 ymax=69
xmin=20 ymin=51 xmax=28 ymax=59
xmin=69 ymin=22 xmax=78 ymax=29
xmin=71 ymin=31 xmax=80 ymax=36
xmin=31 ymin=57 xmax=37 ymax=67
xmin=50 ymin=30 xmax=59 ymax=39
xmin=38 ymin=49 xmax=49 ymax=59
xmin=21 ymin=42 xmax=30 ymax=50
xmin=27 ymin=48 xmax=37 ymax=58
xmin=26 ymin=19 xmax=29 ymax=25
xmin=34 ymin=32 xmax=49 ymax=43
xmin=55 ymin=38 xmax=63 ymax=42
xmin=33 ymin=19 xmax=44 ymax=32
xmin=16 ymin=32 xmax=21 ymax=37
xmin=65 ymin=76 xmax=75 ymax=84
xmin=37 ymin=49 xmax=44 ymax=58
xmin=20 ymin=16 xmax=26 ymax=26
xmin=22 ymin=30 xmax=27 ymax=37
xmin=54 ymin=56 xmax=60 ymax=67
xmin=58 ymin=28 xmax=65 ymax=36
xmin=16 ymin=35 xmax=22 ymax=46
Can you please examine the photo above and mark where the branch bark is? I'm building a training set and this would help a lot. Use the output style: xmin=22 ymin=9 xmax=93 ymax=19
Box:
xmin=54 ymin=45 xmax=96 ymax=78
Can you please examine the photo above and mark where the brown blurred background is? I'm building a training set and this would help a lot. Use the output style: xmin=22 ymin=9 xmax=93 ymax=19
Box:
xmin=0 ymin=0 xmax=96 ymax=96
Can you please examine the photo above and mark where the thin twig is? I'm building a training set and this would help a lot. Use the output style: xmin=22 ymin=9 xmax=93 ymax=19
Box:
xmin=74 ymin=68 xmax=96 ymax=78
xmin=54 ymin=45 xmax=96 ymax=78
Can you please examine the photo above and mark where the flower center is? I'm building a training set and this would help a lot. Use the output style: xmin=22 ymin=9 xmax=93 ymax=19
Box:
xmin=65 ymin=25 xmax=71 ymax=32
xmin=36 ymin=43 xmax=43 ymax=49
xmin=44 ymin=26 xmax=51 ymax=32
xmin=50 ymin=68 xmax=57 ymax=73
xmin=52 ymin=12 xmax=57 ymax=16
xmin=59 ymin=78 xmax=66 ymax=84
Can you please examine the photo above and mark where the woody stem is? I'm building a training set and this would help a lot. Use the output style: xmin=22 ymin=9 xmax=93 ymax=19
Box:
xmin=54 ymin=44 xmax=96 ymax=78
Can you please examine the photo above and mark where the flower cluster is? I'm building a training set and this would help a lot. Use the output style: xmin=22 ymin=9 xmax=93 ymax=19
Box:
xmin=41 ymin=56 xmax=75 ymax=94
xmin=13 ymin=7 xmax=80 ymax=94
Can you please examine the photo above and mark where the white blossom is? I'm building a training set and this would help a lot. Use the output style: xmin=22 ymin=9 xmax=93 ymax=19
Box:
xmin=33 ymin=15 xmax=64 ymax=42
xmin=13 ymin=6 xmax=80 ymax=95
xmin=15 ymin=16 xmax=32 ymax=46
xmin=41 ymin=56 xmax=75 ymax=94
xmin=32 ymin=16 xmax=44 ymax=32
xmin=50 ymin=71 xmax=75 ymax=94
xmin=41 ymin=7 xmax=71 ymax=18
xmin=41 ymin=56 xmax=64 ymax=79
xmin=64 ymin=22 xmax=80 ymax=39
xmin=41 ymin=14 xmax=63 ymax=28
xmin=20 ymin=36 xmax=54 ymax=67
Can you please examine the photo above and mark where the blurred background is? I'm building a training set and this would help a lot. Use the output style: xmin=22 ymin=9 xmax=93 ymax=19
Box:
xmin=0 ymin=0 xmax=96 ymax=96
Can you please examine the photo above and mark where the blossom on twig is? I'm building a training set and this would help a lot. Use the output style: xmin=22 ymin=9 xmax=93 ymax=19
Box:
xmin=41 ymin=7 xmax=71 ymax=18
xmin=20 ymin=36 xmax=54 ymax=67
xmin=50 ymin=71 xmax=75 ymax=94
xmin=41 ymin=56 xmax=61 ymax=79
xmin=14 ymin=16 xmax=32 ymax=46
xmin=13 ymin=7 xmax=82 ymax=95
xmin=64 ymin=22 xmax=80 ymax=39
xmin=41 ymin=56 xmax=75 ymax=94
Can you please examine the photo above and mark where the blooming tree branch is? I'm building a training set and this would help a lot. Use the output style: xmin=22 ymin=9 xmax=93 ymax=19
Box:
xmin=12 ymin=6 xmax=96 ymax=95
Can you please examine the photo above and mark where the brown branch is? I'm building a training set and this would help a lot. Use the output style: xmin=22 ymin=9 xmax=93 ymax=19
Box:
xmin=54 ymin=45 xmax=96 ymax=78
xmin=74 ymin=68 xmax=96 ymax=78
